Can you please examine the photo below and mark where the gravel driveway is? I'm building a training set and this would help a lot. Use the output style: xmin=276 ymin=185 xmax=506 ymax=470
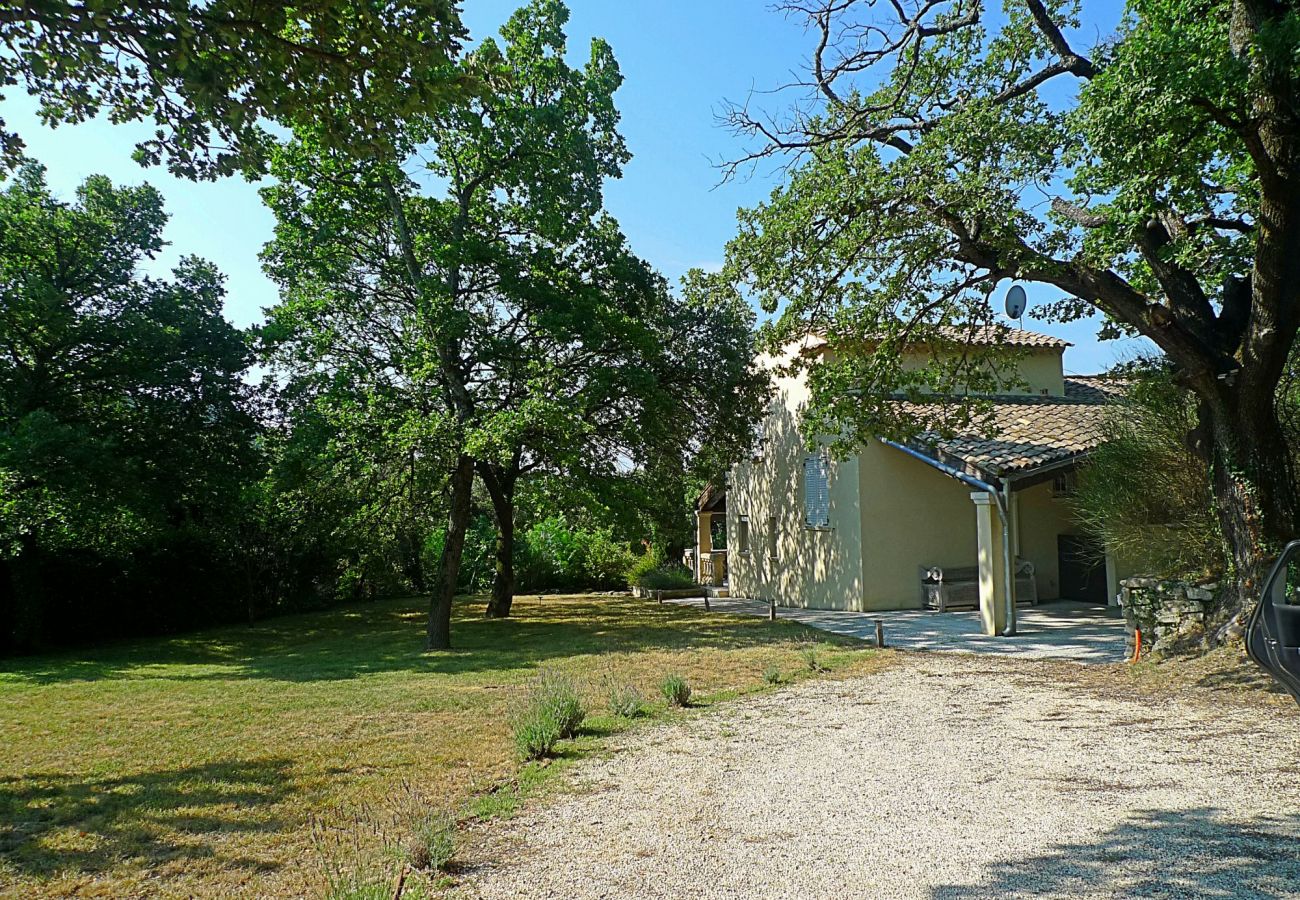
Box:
xmin=463 ymin=654 xmax=1300 ymax=899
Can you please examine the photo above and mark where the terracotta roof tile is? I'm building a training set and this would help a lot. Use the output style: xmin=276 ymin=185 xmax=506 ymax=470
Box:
xmin=898 ymin=377 xmax=1122 ymax=478
xmin=799 ymin=325 xmax=1072 ymax=354
xmin=927 ymin=325 xmax=1071 ymax=349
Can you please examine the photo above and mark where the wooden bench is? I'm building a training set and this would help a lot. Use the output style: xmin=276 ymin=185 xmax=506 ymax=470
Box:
xmin=921 ymin=561 xmax=1038 ymax=612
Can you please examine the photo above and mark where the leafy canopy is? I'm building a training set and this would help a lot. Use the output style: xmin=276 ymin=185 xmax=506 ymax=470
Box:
xmin=0 ymin=0 xmax=471 ymax=178
xmin=0 ymin=162 xmax=257 ymax=558
xmin=721 ymin=0 xmax=1271 ymax=451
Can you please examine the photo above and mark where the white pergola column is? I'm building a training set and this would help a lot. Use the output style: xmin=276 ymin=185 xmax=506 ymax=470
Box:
xmin=971 ymin=491 xmax=1010 ymax=636
xmin=695 ymin=510 xmax=713 ymax=582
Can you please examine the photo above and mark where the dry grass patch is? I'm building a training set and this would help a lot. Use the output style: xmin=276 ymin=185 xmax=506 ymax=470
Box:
xmin=0 ymin=593 xmax=879 ymax=897
xmin=975 ymin=643 xmax=1299 ymax=715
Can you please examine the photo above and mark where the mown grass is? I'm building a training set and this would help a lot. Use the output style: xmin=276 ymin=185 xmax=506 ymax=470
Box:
xmin=0 ymin=593 xmax=880 ymax=898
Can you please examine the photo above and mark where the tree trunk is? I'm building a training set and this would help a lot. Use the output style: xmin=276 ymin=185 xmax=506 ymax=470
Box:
xmin=398 ymin=526 xmax=428 ymax=595
xmin=1195 ymin=382 xmax=1299 ymax=641
xmin=428 ymin=455 xmax=473 ymax=650
xmin=487 ymin=506 xmax=514 ymax=619
xmin=478 ymin=462 xmax=518 ymax=619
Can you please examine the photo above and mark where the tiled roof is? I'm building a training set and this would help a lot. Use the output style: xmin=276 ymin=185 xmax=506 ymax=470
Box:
xmin=926 ymin=325 xmax=1071 ymax=349
xmin=799 ymin=325 xmax=1071 ymax=353
xmin=898 ymin=377 xmax=1122 ymax=479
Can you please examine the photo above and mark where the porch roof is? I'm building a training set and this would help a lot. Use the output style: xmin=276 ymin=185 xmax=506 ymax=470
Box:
xmin=894 ymin=377 xmax=1124 ymax=484
xmin=696 ymin=483 xmax=727 ymax=513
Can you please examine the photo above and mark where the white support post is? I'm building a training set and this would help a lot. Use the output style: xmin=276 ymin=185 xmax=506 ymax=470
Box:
xmin=971 ymin=492 xmax=1011 ymax=636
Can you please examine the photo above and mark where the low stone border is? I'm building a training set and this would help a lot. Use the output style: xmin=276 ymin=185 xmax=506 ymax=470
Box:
xmin=630 ymin=586 xmax=704 ymax=600
xmin=1121 ymin=577 xmax=1219 ymax=656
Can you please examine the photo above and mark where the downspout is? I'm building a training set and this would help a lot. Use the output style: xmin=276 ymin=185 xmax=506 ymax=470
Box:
xmin=1001 ymin=478 xmax=1017 ymax=636
xmin=878 ymin=439 xmax=1016 ymax=636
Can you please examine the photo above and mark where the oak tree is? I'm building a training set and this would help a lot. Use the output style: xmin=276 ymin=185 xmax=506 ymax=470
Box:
xmin=724 ymin=0 xmax=1300 ymax=632
xmin=0 ymin=0 xmax=470 ymax=178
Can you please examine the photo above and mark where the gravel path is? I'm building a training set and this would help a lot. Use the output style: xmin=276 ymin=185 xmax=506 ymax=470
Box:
xmin=463 ymin=655 xmax=1300 ymax=900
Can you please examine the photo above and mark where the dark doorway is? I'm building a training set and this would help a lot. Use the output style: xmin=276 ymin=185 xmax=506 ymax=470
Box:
xmin=1058 ymin=535 xmax=1108 ymax=605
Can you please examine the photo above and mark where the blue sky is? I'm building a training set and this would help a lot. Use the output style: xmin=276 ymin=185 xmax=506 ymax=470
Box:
xmin=4 ymin=0 xmax=1145 ymax=374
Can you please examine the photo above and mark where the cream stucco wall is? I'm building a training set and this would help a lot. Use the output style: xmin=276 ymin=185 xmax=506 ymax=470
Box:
xmin=1017 ymin=350 xmax=1067 ymax=397
xmin=727 ymin=346 xmax=865 ymax=611
xmin=1012 ymin=480 xmax=1075 ymax=601
xmin=897 ymin=346 xmax=1066 ymax=397
xmin=726 ymin=338 xmax=1088 ymax=612
xmin=857 ymin=439 xmax=979 ymax=609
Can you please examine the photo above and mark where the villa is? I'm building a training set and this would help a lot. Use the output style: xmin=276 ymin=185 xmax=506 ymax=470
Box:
xmin=693 ymin=327 xmax=1132 ymax=636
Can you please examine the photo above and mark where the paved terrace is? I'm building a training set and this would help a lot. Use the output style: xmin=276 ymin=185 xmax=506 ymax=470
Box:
xmin=666 ymin=596 xmax=1128 ymax=663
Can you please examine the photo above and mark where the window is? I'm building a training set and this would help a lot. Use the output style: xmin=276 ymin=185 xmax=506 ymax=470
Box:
xmin=767 ymin=516 xmax=778 ymax=561
xmin=1052 ymin=471 xmax=1078 ymax=497
xmin=738 ymin=516 xmax=751 ymax=555
xmin=803 ymin=454 xmax=831 ymax=528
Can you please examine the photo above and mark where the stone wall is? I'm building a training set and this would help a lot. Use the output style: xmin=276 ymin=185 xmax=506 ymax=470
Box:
xmin=1120 ymin=577 xmax=1219 ymax=657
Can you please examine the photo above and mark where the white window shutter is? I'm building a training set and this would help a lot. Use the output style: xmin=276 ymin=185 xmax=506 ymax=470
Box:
xmin=803 ymin=455 xmax=830 ymax=528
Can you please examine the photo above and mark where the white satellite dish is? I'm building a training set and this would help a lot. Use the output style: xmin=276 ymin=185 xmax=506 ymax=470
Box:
xmin=1004 ymin=284 xmax=1027 ymax=320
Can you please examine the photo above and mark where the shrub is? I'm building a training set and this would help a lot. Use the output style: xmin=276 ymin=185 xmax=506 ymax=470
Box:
xmin=515 ymin=516 xmax=637 ymax=592
xmin=324 ymin=877 xmax=400 ymax=900
xmin=660 ymin=673 xmax=692 ymax=707
xmin=399 ymin=809 xmax=456 ymax=872
xmin=510 ymin=705 xmax=562 ymax=761
xmin=763 ymin=665 xmax=782 ymax=685
xmin=380 ymin=781 xmax=457 ymax=872
xmin=637 ymin=564 xmax=696 ymax=591
xmin=576 ymin=528 xmax=638 ymax=589
xmin=606 ymin=679 xmax=646 ymax=718
xmin=312 ymin=797 xmax=439 ymax=900
xmin=800 ymin=646 xmax=826 ymax=673
xmin=535 ymin=670 xmax=585 ymax=737
xmin=1072 ymin=362 xmax=1226 ymax=578
xmin=510 ymin=670 xmax=586 ymax=760
xmin=627 ymin=546 xmax=696 ymax=591
xmin=625 ymin=545 xmax=665 ymax=589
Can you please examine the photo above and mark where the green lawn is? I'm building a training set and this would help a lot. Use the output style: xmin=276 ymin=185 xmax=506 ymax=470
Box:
xmin=0 ymin=593 xmax=878 ymax=898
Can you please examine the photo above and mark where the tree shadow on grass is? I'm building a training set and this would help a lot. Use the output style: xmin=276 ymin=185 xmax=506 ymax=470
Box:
xmin=0 ymin=758 xmax=295 ymax=880
xmin=0 ymin=595 xmax=860 ymax=685
xmin=932 ymin=807 xmax=1300 ymax=899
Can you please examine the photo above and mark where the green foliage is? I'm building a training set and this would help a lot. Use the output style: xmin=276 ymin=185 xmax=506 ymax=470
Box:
xmin=605 ymin=678 xmax=646 ymax=718
xmin=626 ymin=547 xmax=696 ymax=591
xmin=799 ymin=646 xmax=826 ymax=674
xmin=510 ymin=705 xmax=562 ymax=761
xmin=716 ymin=0 xmax=1300 ymax=579
xmin=261 ymin=1 xmax=770 ymax=630
xmin=260 ymin=0 xmax=679 ymax=635
xmin=624 ymin=546 xmax=666 ymax=590
xmin=0 ymin=162 xmax=278 ymax=650
xmin=516 ymin=516 xmax=635 ymax=592
xmin=324 ymin=876 xmax=417 ymax=900
xmin=659 ymin=673 xmax=691 ymax=707
xmin=763 ymin=665 xmax=782 ymax=685
xmin=535 ymin=670 xmax=586 ymax=739
xmin=510 ymin=669 xmax=585 ymax=760
xmin=633 ymin=565 xmax=697 ymax=592
xmin=0 ymin=1 xmax=470 ymax=179
xmin=430 ymin=513 xmax=635 ymax=594
xmin=1073 ymin=363 xmax=1226 ymax=578
xmin=400 ymin=810 xmax=456 ymax=873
